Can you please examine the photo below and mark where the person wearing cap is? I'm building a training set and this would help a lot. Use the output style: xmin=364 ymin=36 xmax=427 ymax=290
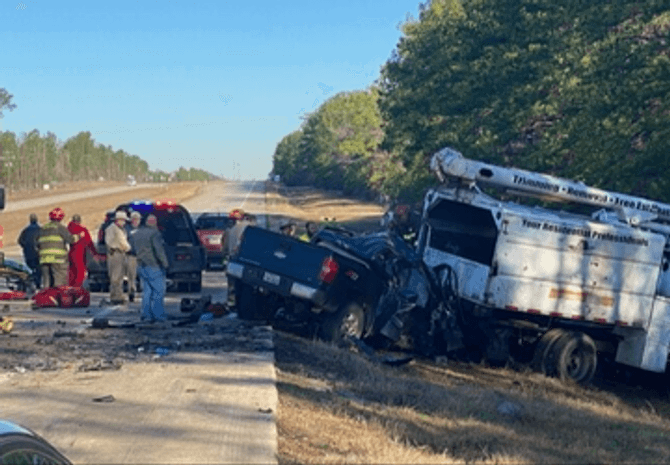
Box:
xmin=124 ymin=211 xmax=142 ymax=302
xmin=66 ymin=214 xmax=102 ymax=288
xmin=133 ymin=214 xmax=169 ymax=322
xmin=104 ymin=210 xmax=132 ymax=304
xmin=279 ymin=220 xmax=297 ymax=237
xmin=18 ymin=213 xmax=42 ymax=288
xmin=36 ymin=207 xmax=80 ymax=288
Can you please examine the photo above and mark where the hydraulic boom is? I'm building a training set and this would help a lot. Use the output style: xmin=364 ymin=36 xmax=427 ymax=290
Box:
xmin=431 ymin=147 xmax=670 ymax=225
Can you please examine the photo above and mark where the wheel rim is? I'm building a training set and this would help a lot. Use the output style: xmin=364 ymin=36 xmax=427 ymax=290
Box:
xmin=556 ymin=333 xmax=597 ymax=384
xmin=340 ymin=310 xmax=362 ymax=338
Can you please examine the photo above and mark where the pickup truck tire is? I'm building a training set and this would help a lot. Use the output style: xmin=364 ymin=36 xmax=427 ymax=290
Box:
xmin=552 ymin=331 xmax=597 ymax=384
xmin=318 ymin=302 xmax=365 ymax=343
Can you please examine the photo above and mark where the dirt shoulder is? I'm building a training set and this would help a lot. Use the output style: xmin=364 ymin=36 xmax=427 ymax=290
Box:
xmin=1 ymin=182 xmax=203 ymax=250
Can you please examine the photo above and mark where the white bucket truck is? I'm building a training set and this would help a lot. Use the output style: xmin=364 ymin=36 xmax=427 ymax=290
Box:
xmin=421 ymin=147 xmax=670 ymax=383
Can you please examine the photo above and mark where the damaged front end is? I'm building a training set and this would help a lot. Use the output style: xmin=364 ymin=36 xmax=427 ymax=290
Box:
xmin=368 ymin=232 xmax=465 ymax=357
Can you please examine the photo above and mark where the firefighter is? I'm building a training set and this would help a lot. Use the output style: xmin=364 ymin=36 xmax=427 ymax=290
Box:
xmin=299 ymin=221 xmax=319 ymax=242
xmin=222 ymin=209 xmax=249 ymax=259
xmin=67 ymin=214 xmax=102 ymax=288
xmin=17 ymin=213 xmax=41 ymax=288
xmin=37 ymin=208 xmax=79 ymax=288
xmin=222 ymin=209 xmax=250 ymax=306
xmin=125 ymin=211 xmax=142 ymax=302
xmin=104 ymin=210 xmax=132 ymax=304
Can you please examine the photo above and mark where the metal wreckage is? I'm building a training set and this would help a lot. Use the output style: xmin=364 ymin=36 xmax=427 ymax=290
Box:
xmin=230 ymin=147 xmax=670 ymax=384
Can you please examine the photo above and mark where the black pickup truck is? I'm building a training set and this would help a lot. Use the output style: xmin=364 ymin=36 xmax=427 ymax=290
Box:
xmin=226 ymin=225 xmax=464 ymax=350
xmin=226 ymin=226 xmax=389 ymax=341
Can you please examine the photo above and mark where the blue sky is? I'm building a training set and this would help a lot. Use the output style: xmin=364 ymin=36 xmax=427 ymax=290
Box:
xmin=1 ymin=0 xmax=420 ymax=180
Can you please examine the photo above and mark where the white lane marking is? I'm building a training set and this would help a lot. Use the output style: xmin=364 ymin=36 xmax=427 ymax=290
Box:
xmin=240 ymin=180 xmax=258 ymax=209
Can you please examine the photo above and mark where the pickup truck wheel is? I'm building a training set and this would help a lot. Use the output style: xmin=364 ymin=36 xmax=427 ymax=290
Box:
xmin=319 ymin=303 xmax=365 ymax=343
xmin=552 ymin=332 xmax=597 ymax=384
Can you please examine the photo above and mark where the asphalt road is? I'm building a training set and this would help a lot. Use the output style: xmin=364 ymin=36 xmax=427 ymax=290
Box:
xmin=0 ymin=180 xmax=279 ymax=464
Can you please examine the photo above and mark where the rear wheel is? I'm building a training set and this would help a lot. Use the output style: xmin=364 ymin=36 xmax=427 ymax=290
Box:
xmin=318 ymin=303 xmax=365 ymax=344
xmin=552 ymin=332 xmax=597 ymax=384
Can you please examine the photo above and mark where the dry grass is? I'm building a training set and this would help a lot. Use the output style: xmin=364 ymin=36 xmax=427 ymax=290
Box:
xmin=1 ymin=182 xmax=202 ymax=249
xmin=264 ymin=184 xmax=385 ymax=231
xmin=275 ymin=332 xmax=670 ymax=464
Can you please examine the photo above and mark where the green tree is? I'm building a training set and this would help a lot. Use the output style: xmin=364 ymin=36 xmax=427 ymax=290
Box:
xmin=0 ymin=88 xmax=16 ymax=118
xmin=378 ymin=0 xmax=670 ymax=201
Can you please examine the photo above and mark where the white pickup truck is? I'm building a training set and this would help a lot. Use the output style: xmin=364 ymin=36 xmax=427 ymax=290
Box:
xmin=419 ymin=147 xmax=670 ymax=383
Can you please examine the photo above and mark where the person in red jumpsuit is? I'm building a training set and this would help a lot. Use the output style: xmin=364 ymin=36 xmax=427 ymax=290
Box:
xmin=67 ymin=214 xmax=102 ymax=287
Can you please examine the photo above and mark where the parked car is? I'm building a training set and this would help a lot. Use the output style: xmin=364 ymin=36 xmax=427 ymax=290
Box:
xmin=194 ymin=213 xmax=236 ymax=270
xmin=87 ymin=201 xmax=206 ymax=292
xmin=0 ymin=419 xmax=71 ymax=464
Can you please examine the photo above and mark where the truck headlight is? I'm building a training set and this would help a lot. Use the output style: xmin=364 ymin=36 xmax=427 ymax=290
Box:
xmin=226 ymin=261 xmax=244 ymax=278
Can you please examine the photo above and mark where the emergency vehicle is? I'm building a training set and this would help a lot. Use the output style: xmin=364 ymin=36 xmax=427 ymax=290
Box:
xmin=421 ymin=147 xmax=670 ymax=383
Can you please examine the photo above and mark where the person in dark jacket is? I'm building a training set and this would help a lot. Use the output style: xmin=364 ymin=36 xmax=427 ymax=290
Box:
xmin=133 ymin=214 xmax=169 ymax=322
xmin=18 ymin=213 xmax=41 ymax=288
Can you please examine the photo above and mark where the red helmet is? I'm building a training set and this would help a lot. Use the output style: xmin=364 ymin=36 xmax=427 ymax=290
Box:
xmin=49 ymin=207 xmax=65 ymax=221
xmin=229 ymin=209 xmax=244 ymax=220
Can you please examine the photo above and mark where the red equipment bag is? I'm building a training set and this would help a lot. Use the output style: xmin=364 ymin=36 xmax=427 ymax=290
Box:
xmin=32 ymin=286 xmax=90 ymax=308
xmin=0 ymin=291 xmax=28 ymax=300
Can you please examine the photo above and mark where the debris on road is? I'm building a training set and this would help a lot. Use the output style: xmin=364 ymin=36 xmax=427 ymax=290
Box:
xmin=0 ymin=316 xmax=14 ymax=333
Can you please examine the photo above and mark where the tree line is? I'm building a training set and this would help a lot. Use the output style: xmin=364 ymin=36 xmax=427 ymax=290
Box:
xmin=272 ymin=0 xmax=670 ymax=204
xmin=0 ymin=88 xmax=218 ymax=191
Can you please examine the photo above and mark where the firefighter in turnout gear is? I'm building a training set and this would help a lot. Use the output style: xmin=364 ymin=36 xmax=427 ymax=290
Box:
xmin=37 ymin=207 xmax=80 ymax=288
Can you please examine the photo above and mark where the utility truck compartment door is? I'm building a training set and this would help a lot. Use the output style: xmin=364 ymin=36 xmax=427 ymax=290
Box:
xmin=496 ymin=213 xmax=663 ymax=294
xmin=491 ymin=212 xmax=665 ymax=326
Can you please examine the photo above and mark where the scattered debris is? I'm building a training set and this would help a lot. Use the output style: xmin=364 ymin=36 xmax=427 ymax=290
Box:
xmin=92 ymin=395 xmax=116 ymax=403
xmin=0 ymin=316 xmax=13 ymax=334
xmin=497 ymin=400 xmax=525 ymax=422
xmin=79 ymin=360 xmax=122 ymax=372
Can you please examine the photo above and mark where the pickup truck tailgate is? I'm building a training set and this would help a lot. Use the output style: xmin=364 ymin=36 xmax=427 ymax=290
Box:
xmin=232 ymin=226 xmax=330 ymax=287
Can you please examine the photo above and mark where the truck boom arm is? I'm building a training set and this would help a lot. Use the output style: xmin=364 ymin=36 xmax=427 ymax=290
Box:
xmin=431 ymin=147 xmax=670 ymax=224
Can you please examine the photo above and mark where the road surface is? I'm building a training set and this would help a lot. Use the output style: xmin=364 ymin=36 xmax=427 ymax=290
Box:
xmin=0 ymin=180 xmax=279 ymax=464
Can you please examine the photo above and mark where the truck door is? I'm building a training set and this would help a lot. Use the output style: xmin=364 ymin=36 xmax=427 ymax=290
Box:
xmin=421 ymin=197 xmax=498 ymax=303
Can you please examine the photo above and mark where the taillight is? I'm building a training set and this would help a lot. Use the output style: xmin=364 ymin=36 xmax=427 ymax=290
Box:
xmin=318 ymin=257 xmax=339 ymax=283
